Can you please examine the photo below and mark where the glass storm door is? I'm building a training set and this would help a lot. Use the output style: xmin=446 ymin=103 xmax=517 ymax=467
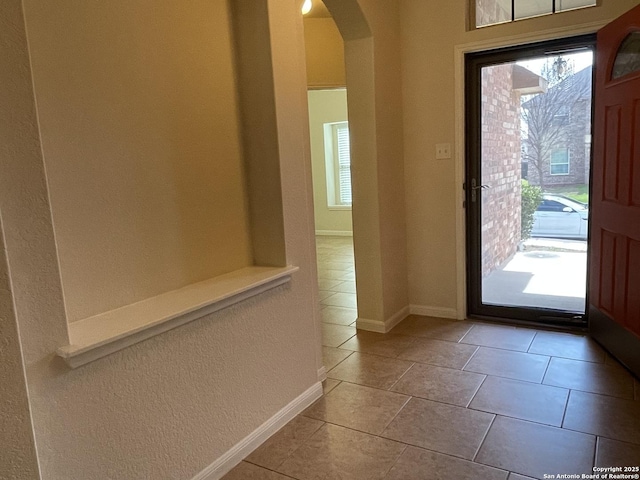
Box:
xmin=466 ymin=36 xmax=595 ymax=327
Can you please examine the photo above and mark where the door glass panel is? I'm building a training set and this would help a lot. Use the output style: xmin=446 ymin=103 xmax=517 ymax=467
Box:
xmin=612 ymin=32 xmax=640 ymax=80
xmin=479 ymin=50 xmax=592 ymax=314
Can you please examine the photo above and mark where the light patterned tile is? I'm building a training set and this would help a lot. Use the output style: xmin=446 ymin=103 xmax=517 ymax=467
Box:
xmin=384 ymin=446 xmax=508 ymax=480
xmin=318 ymin=278 xmax=344 ymax=291
xmin=322 ymin=346 xmax=352 ymax=371
xmin=322 ymin=323 xmax=356 ymax=347
xmin=469 ymin=375 xmax=569 ymax=426
xmin=318 ymin=290 xmax=334 ymax=301
xmin=330 ymin=281 xmax=357 ymax=293
xmin=321 ymin=306 xmax=357 ymax=326
xmin=339 ymin=331 xmax=416 ymax=358
xmin=397 ymin=337 xmax=478 ymax=370
xmin=303 ymin=382 xmax=409 ymax=435
xmin=460 ymin=324 xmax=536 ymax=352
xmin=476 ymin=416 xmax=596 ymax=479
xmin=322 ymin=378 xmax=341 ymax=395
xmin=223 ymin=462 xmax=293 ymax=480
xmin=277 ymin=423 xmax=406 ymax=480
xmin=543 ymin=357 xmax=635 ymax=399
xmin=463 ymin=347 xmax=550 ymax=383
xmin=390 ymin=363 xmax=485 ymax=407
xmin=246 ymin=416 xmax=324 ymax=470
xmin=327 ymin=352 xmax=413 ymax=389
xmin=391 ymin=316 xmax=474 ymax=342
xmin=595 ymin=437 xmax=640 ymax=468
xmin=381 ymin=397 xmax=494 ymax=460
xmin=528 ymin=331 xmax=605 ymax=363
xmin=321 ymin=292 xmax=358 ymax=308
xmin=564 ymin=390 xmax=640 ymax=445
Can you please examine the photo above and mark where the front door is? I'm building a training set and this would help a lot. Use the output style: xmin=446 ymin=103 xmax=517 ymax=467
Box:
xmin=590 ymin=4 xmax=640 ymax=377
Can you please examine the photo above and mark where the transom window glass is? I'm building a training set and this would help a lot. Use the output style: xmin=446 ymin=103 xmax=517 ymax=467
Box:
xmin=324 ymin=122 xmax=352 ymax=207
xmin=550 ymin=148 xmax=570 ymax=175
xmin=612 ymin=32 xmax=640 ymax=80
xmin=476 ymin=0 xmax=596 ymax=28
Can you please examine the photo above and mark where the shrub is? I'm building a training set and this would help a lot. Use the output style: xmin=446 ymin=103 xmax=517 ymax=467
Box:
xmin=521 ymin=180 xmax=543 ymax=241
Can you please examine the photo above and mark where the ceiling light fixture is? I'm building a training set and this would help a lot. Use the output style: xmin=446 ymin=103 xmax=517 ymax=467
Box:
xmin=302 ymin=0 xmax=312 ymax=15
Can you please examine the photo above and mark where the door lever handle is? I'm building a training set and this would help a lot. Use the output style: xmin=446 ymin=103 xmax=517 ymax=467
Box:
xmin=469 ymin=179 xmax=490 ymax=202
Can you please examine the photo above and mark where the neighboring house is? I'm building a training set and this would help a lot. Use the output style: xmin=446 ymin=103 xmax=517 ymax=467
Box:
xmin=521 ymin=66 xmax=593 ymax=189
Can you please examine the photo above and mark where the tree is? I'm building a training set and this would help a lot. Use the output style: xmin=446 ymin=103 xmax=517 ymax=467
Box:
xmin=521 ymin=56 xmax=591 ymax=190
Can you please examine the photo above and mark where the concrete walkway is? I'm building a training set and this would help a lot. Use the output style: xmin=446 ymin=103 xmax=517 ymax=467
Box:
xmin=483 ymin=239 xmax=587 ymax=313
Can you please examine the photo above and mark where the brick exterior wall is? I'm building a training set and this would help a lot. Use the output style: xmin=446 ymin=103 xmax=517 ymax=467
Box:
xmin=481 ymin=64 xmax=523 ymax=277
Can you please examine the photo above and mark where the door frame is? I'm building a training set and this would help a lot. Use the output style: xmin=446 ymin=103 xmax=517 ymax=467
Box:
xmin=464 ymin=34 xmax=596 ymax=327
xmin=453 ymin=23 xmax=608 ymax=322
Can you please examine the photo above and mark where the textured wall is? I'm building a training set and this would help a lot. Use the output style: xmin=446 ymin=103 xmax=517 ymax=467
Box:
xmin=3 ymin=1 xmax=321 ymax=479
xmin=0 ymin=217 xmax=40 ymax=479
xmin=23 ymin=0 xmax=253 ymax=322
xmin=308 ymin=89 xmax=353 ymax=234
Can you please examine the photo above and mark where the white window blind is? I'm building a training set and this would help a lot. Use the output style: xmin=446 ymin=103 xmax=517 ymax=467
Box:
xmin=323 ymin=121 xmax=352 ymax=208
xmin=335 ymin=124 xmax=352 ymax=206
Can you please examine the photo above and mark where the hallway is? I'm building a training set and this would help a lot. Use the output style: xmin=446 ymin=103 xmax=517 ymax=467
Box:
xmin=224 ymin=237 xmax=640 ymax=479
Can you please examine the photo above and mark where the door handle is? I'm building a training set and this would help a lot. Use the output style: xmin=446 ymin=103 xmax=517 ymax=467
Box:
xmin=470 ymin=179 xmax=491 ymax=202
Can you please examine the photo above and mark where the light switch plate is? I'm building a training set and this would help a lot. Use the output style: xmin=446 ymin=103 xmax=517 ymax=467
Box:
xmin=436 ymin=143 xmax=452 ymax=159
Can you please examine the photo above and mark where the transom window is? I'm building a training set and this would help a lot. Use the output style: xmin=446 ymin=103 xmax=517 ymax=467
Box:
xmin=475 ymin=0 xmax=596 ymax=29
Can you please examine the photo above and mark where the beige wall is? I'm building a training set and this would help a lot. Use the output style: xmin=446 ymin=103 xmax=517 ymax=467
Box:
xmin=304 ymin=17 xmax=347 ymax=88
xmin=23 ymin=0 xmax=253 ymax=322
xmin=308 ymin=89 xmax=353 ymax=234
xmin=2 ymin=1 xmax=321 ymax=479
xmin=0 ymin=216 xmax=40 ymax=479
xmin=400 ymin=0 xmax=640 ymax=314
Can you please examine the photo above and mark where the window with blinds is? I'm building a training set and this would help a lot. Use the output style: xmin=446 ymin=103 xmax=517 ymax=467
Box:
xmin=323 ymin=121 xmax=352 ymax=208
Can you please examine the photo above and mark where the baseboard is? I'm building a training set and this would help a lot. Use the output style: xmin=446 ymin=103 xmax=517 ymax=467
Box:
xmin=315 ymin=230 xmax=353 ymax=237
xmin=318 ymin=366 xmax=327 ymax=382
xmin=192 ymin=382 xmax=323 ymax=480
xmin=409 ymin=305 xmax=459 ymax=320
xmin=356 ymin=306 xmax=410 ymax=333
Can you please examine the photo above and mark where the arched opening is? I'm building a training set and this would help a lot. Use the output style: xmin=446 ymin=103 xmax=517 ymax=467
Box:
xmin=303 ymin=0 xmax=389 ymax=339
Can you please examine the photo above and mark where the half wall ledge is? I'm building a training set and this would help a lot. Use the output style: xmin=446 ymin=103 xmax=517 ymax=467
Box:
xmin=57 ymin=265 xmax=299 ymax=368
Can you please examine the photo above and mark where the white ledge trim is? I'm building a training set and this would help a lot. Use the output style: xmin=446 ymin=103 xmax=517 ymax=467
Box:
xmin=57 ymin=265 xmax=299 ymax=368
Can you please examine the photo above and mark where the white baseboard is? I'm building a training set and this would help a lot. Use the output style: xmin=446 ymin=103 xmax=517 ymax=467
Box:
xmin=192 ymin=382 xmax=323 ymax=480
xmin=356 ymin=306 xmax=410 ymax=333
xmin=315 ymin=230 xmax=353 ymax=237
xmin=318 ymin=366 xmax=327 ymax=382
xmin=409 ymin=305 xmax=459 ymax=320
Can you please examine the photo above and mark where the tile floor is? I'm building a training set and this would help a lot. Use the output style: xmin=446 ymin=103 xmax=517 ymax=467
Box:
xmin=224 ymin=236 xmax=640 ymax=480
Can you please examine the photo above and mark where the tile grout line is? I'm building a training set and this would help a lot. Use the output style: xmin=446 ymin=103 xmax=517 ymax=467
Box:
xmin=471 ymin=413 xmax=497 ymax=463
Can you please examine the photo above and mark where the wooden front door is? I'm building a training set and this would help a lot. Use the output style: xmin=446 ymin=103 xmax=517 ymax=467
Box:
xmin=590 ymin=4 xmax=640 ymax=377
